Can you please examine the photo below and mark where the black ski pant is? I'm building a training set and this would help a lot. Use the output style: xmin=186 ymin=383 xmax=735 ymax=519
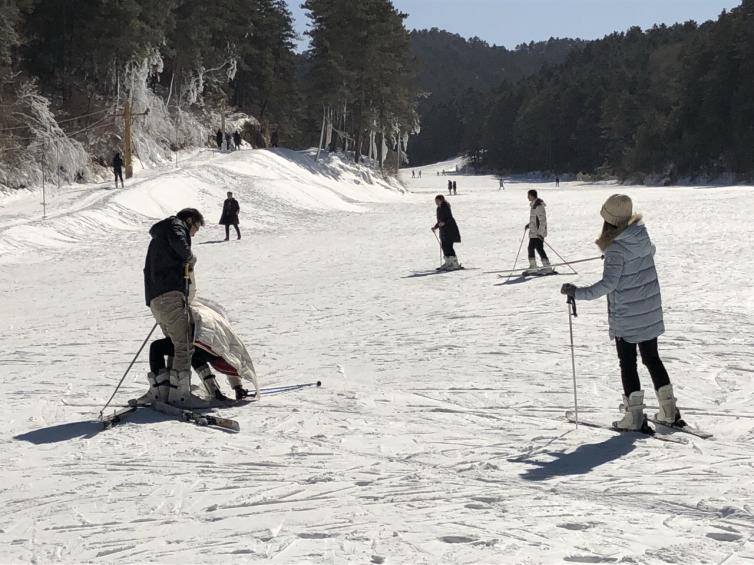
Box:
xmin=149 ymin=337 xmax=219 ymax=374
xmin=224 ymin=224 xmax=241 ymax=240
xmin=615 ymin=337 xmax=671 ymax=397
xmin=114 ymin=168 xmax=124 ymax=186
xmin=441 ymin=239 xmax=456 ymax=258
xmin=527 ymin=237 xmax=549 ymax=261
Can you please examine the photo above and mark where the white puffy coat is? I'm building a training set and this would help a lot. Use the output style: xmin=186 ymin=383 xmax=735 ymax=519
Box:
xmin=190 ymin=296 xmax=260 ymax=397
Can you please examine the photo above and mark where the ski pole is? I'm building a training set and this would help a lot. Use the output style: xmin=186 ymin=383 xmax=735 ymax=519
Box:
xmin=567 ymin=296 xmax=579 ymax=428
xmin=98 ymin=321 xmax=159 ymax=420
xmin=505 ymin=229 xmax=527 ymax=284
xmin=433 ymin=229 xmax=443 ymax=266
xmin=251 ymin=381 xmax=322 ymax=398
xmin=184 ymin=262 xmax=193 ymax=394
xmin=545 ymin=241 xmax=578 ymax=274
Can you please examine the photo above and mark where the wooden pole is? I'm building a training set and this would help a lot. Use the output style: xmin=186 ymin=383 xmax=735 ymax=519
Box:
xmin=124 ymin=98 xmax=133 ymax=179
xmin=220 ymin=108 xmax=226 ymax=151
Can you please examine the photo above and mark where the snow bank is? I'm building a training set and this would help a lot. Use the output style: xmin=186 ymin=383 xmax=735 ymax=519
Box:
xmin=0 ymin=148 xmax=404 ymax=263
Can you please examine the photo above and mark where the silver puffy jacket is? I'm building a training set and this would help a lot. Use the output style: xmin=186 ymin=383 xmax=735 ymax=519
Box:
xmin=574 ymin=222 xmax=664 ymax=343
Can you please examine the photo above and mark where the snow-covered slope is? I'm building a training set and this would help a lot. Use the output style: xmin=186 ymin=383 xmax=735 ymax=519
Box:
xmin=2 ymin=154 xmax=754 ymax=564
xmin=0 ymin=148 xmax=403 ymax=262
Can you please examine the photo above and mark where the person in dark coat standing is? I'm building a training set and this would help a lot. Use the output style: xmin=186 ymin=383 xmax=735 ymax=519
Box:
xmin=219 ymin=191 xmax=241 ymax=241
xmin=447 ymin=180 xmax=452 ymax=195
xmin=215 ymin=129 xmax=223 ymax=150
xmin=271 ymin=129 xmax=279 ymax=148
xmin=233 ymin=130 xmax=242 ymax=150
xmin=431 ymin=194 xmax=462 ymax=271
xmin=112 ymin=152 xmax=124 ymax=188
xmin=452 ymin=181 xmax=457 ymax=195
xmin=143 ymin=208 xmax=207 ymax=408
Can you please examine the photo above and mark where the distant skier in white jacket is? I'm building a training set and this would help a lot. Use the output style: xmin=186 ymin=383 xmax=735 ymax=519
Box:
xmin=524 ymin=189 xmax=552 ymax=274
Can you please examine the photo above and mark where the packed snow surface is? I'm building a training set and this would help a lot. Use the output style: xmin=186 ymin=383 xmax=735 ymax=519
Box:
xmin=1 ymin=150 xmax=754 ymax=563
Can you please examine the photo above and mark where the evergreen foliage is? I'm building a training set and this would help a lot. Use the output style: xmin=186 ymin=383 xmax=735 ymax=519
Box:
xmin=446 ymin=2 xmax=754 ymax=180
xmin=301 ymin=0 xmax=418 ymax=163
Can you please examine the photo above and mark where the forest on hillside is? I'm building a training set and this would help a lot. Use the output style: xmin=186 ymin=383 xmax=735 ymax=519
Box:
xmin=0 ymin=0 xmax=417 ymax=189
xmin=415 ymin=1 xmax=754 ymax=182
xmin=1 ymin=0 xmax=752 ymax=189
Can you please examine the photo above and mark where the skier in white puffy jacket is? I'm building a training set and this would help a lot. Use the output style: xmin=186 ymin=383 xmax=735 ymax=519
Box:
xmin=524 ymin=189 xmax=552 ymax=274
xmin=561 ymin=194 xmax=686 ymax=432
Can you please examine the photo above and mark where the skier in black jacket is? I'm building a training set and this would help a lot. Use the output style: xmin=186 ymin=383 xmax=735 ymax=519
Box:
xmin=431 ymin=194 xmax=462 ymax=271
xmin=143 ymin=208 xmax=207 ymax=407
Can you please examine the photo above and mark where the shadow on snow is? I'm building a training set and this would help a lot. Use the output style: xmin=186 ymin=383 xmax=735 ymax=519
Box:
xmin=518 ymin=434 xmax=638 ymax=481
xmin=14 ymin=409 xmax=172 ymax=444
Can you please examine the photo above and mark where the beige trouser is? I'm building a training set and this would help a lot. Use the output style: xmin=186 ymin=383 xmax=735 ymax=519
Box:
xmin=149 ymin=290 xmax=193 ymax=372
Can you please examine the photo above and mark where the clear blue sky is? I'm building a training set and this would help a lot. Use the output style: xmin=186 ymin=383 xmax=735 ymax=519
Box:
xmin=286 ymin=0 xmax=741 ymax=50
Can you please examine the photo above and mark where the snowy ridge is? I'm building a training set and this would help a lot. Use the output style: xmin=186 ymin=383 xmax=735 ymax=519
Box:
xmin=0 ymin=148 xmax=404 ymax=263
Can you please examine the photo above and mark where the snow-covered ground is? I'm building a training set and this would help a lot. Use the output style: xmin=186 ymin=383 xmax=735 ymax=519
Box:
xmin=2 ymin=150 xmax=754 ymax=563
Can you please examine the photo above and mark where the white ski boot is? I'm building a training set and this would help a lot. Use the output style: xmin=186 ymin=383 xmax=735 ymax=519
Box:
xmin=446 ymin=256 xmax=462 ymax=271
xmin=167 ymin=369 xmax=212 ymax=408
xmin=132 ymin=370 xmax=169 ymax=405
xmin=196 ymin=364 xmax=231 ymax=402
xmin=436 ymin=256 xmax=451 ymax=271
xmin=613 ymin=390 xmax=650 ymax=432
xmin=522 ymin=257 xmax=539 ymax=276
xmin=654 ymin=384 xmax=686 ymax=427
xmin=539 ymin=258 xmax=555 ymax=274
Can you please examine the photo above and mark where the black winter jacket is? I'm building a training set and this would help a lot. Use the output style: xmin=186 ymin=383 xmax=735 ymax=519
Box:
xmin=434 ymin=201 xmax=461 ymax=243
xmin=219 ymin=198 xmax=240 ymax=225
xmin=143 ymin=217 xmax=194 ymax=306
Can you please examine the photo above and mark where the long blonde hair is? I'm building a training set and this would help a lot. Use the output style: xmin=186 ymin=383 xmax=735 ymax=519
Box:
xmin=595 ymin=214 xmax=642 ymax=251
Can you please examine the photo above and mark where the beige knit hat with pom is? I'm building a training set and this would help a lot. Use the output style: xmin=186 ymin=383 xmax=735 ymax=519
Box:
xmin=600 ymin=194 xmax=633 ymax=226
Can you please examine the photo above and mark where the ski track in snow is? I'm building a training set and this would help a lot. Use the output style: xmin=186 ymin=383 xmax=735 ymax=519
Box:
xmin=1 ymin=152 xmax=754 ymax=563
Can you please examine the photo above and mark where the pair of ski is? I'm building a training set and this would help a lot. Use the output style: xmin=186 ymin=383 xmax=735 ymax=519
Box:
xmin=489 ymin=255 xmax=605 ymax=277
xmin=102 ymin=400 xmax=240 ymax=432
xmin=566 ymin=411 xmax=712 ymax=444
xmin=101 ymin=381 xmax=322 ymax=432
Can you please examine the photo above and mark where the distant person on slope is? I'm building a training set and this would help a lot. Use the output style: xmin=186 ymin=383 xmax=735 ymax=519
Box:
xmin=112 ymin=152 xmax=124 ymax=188
xmin=219 ymin=191 xmax=241 ymax=241
xmin=499 ymin=178 xmax=505 ymax=190
xmin=452 ymin=181 xmax=457 ymax=195
xmin=448 ymin=180 xmax=452 ymax=195
xmin=524 ymin=189 xmax=552 ymax=274
xmin=215 ymin=129 xmax=223 ymax=150
xmin=143 ymin=208 xmax=208 ymax=408
xmin=233 ymin=130 xmax=242 ymax=150
xmin=432 ymin=194 xmax=462 ymax=271
xmin=561 ymin=194 xmax=686 ymax=433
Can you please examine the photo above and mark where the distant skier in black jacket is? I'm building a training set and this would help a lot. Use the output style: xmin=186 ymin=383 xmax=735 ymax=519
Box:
xmin=112 ymin=152 xmax=124 ymax=188
xmin=431 ymin=194 xmax=462 ymax=271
